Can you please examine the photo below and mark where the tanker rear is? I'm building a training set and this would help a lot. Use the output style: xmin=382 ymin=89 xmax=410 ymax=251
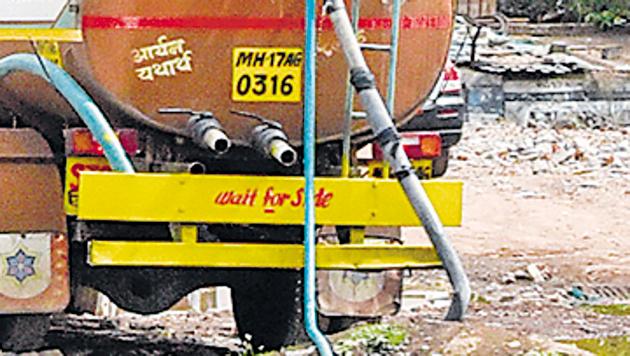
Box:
xmin=1 ymin=0 xmax=453 ymax=154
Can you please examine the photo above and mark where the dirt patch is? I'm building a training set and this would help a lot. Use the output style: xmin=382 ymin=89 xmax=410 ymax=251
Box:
xmin=386 ymin=121 xmax=630 ymax=355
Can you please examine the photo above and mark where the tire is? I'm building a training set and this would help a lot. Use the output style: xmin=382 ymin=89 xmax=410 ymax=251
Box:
xmin=68 ymin=285 xmax=100 ymax=314
xmin=432 ymin=148 xmax=450 ymax=178
xmin=320 ymin=315 xmax=381 ymax=334
xmin=319 ymin=316 xmax=356 ymax=334
xmin=231 ymin=270 xmax=307 ymax=351
xmin=0 ymin=314 xmax=50 ymax=352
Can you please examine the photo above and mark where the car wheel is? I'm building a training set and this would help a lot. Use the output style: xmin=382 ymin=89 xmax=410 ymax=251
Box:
xmin=432 ymin=148 xmax=450 ymax=178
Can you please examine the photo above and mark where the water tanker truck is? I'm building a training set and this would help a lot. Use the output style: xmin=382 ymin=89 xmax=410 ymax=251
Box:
xmin=0 ymin=0 xmax=477 ymax=351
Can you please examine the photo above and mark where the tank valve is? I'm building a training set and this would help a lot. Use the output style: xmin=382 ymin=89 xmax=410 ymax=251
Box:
xmin=252 ymin=124 xmax=298 ymax=167
xmin=188 ymin=114 xmax=231 ymax=154
xmin=159 ymin=108 xmax=231 ymax=154
xmin=231 ymin=110 xmax=298 ymax=167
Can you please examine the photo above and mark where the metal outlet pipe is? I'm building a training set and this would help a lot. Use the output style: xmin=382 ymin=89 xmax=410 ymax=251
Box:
xmin=324 ymin=0 xmax=471 ymax=321
xmin=188 ymin=115 xmax=231 ymax=155
xmin=251 ymin=125 xmax=298 ymax=167
xmin=269 ymin=139 xmax=298 ymax=166
xmin=148 ymin=161 xmax=206 ymax=174
xmin=159 ymin=108 xmax=232 ymax=155
xmin=201 ymin=127 xmax=231 ymax=154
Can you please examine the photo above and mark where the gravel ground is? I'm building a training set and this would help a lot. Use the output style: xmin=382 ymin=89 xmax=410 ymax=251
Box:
xmin=390 ymin=119 xmax=630 ymax=355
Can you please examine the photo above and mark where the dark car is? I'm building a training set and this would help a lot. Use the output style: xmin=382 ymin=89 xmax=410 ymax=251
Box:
xmin=400 ymin=59 xmax=465 ymax=177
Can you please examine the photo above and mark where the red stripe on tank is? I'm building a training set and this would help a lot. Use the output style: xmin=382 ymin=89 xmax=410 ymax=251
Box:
xmin=82 ymin=15 xmax=451 ymax=31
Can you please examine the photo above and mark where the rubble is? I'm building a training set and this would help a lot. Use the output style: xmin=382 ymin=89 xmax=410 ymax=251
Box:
xmin=449 ymin=119 xmax=630 ymax=178
xmin=504 ymin=99 xmax=630 ymax=129
xmin=450 ymin=17 xmax=595 ymax=76
xmin=501 ymin=272 xmax=517 ymax=285
xmin=526 ymin=264 xmax=548 ymax=283
xmin=506 ymin=340 xmax=522 ymax=349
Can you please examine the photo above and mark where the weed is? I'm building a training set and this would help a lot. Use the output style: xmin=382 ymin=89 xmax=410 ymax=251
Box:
xmin=583 ymin=304 xmax=630 ymax=316
xmin=334 ymin=323 xmax=408 ymax=355
xmin=564 ymin=336 xmax=630 ymax=355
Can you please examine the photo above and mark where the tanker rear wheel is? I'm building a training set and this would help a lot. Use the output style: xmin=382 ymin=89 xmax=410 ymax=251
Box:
xmin=320 ymin=316 xmax=358 ymax=334
xmin=231 ymin=270 xmax=307 ymax=351
xmin=0 ymin=314 xmax=50 ymax=352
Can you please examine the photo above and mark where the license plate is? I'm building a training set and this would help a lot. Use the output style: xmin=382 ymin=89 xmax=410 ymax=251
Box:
xmin=232 ymin=47 xmax=303 ymax=103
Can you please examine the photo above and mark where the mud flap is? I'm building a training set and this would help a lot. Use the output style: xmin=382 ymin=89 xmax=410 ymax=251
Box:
xmin=0 ymin=233 xmax=69 ymax=313
xmin=0 ymin=128 xmax=69 ymax=313
xmin=317 ymin=270 xmax=402 ymax=317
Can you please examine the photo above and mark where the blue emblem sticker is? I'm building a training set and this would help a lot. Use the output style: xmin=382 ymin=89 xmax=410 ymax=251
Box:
xmin=6 ymin=249 xmax=36 ymax=283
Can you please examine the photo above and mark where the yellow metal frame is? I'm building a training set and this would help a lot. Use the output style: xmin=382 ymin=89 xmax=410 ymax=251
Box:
xmin=88 ymin=241 xmax=441 ymax=269
xmin=0 ymin=29 xmax=83 ymax=42
xmin=78 ymin=173 xmax=462 ymax=227
xmin=367 ymin=159 xmax=433 ymax=179
xmin=79 ymin=173 xmax=462 ymax=269
xmin=349 ymin=228 xmax=365 ymax=244
xmin=64 ymin=157 xmax=111 ymax=215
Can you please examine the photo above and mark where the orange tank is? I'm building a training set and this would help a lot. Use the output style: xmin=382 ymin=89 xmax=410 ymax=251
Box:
xmin=0 ymin=0 xmax=453 ymax=145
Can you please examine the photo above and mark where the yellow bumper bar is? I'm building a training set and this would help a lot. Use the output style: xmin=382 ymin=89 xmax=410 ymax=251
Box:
xmin=78 ymin=173 xmax=462 ymax=227
xmin=89 ymin=241 xmax=441 ymax=269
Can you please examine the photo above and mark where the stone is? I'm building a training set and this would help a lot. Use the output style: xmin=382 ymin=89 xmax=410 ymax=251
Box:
xmin=514 ymin=269 xmax=532 ymax=281
xmin=549 ymin=42 xmax=568 ymax=54
xmin=527 ymin=264 xmax=547 ymax=283
xmin=552 ymin=149 xmax=575 ymax=164
xmin=601 ymin=45 xmax=622 ymax=60
xmin=507 ymin=340 xmax=522 ymax=349
xmin=532 ymin=160 xmax=550 ymax=175
xmin=502 ymin=272 xmax=516 ymax=285
xmin=518 ymin=190 xmax=546 ymax=199
xmin=579 ymin=181 xmax=601 ymax=189
xmin=547 ymin=293 xmax=563 ymax=303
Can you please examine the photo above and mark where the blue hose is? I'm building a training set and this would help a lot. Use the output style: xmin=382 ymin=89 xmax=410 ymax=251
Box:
xmin=386 ymin=0 xmax=402 ymax=114
xmin=302 ymin=2 xmax=333 ymax=355
xmin=0 ymin=53 xmax=134 ymax=173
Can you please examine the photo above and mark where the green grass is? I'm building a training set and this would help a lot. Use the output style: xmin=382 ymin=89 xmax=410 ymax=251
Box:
xmin=566 ymin=336 xmax=630 ymax=356
xmin=334 ymin=323 xmax=408 ymax=355
xmin=583 ymin=304 xmax=630 ymax=316
xmin=472 ymin=293 xmax=492 ymax=305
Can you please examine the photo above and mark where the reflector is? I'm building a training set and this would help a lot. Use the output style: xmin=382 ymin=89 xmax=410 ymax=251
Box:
xmin=67 ymin=128 xmax=138 ymax=156
xmin=373 ymin=132 xmax=442 ymax=160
